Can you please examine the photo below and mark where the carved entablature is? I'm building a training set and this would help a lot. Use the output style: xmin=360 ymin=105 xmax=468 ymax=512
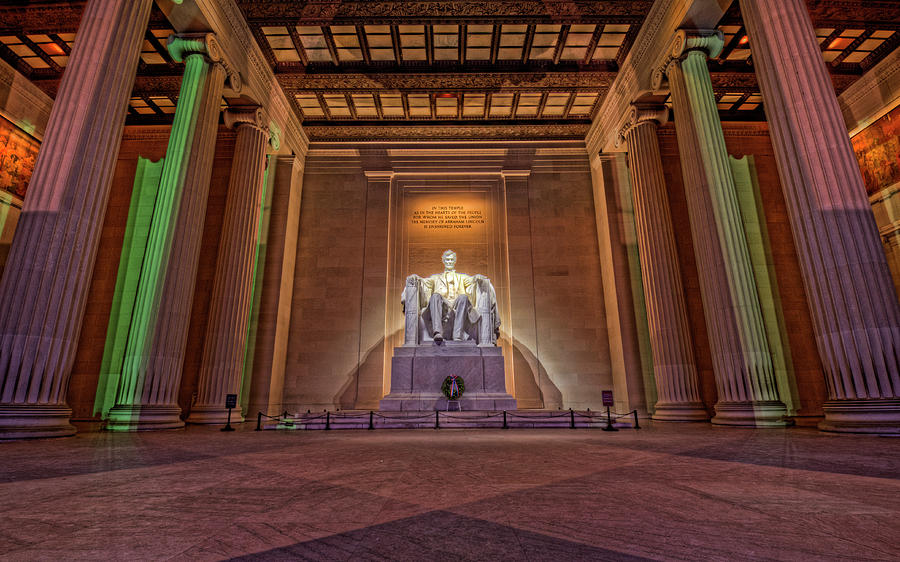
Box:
xmin=236 ymin=0 xmax=653 ymax=21
xmin=303 ymin=123 xmax=589 ymax=142
xmin=278 ymin=72 xmax=616 ymax=93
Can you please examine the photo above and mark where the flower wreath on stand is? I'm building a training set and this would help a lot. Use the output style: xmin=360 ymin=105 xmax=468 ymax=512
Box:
xmin=441 ymin=374 xmax=465 ymax=400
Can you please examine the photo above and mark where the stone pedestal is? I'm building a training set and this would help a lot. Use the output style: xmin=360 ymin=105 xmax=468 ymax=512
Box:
xmin=380 ymin=342 xmax=516 ymax=411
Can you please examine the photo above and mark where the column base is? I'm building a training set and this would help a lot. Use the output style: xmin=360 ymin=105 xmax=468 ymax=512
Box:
xmin=819 ymin=399 xmax=900 ymax=434
xmin=0 ymin=404 xmax=76 ymax=439
xmin=106 ymin=404 xmax=184 ymax=431
xmin=712 ymin=400 xmax=791 ymax=427
xmin=651 ymin=401 xmax=710 ymax=422
xmin=186 ymin=404 xmax=244 ymax=425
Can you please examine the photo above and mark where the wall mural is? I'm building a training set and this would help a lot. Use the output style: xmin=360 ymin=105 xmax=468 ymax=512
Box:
xmin=852 ymin=102 xmax=900 ymax=196
xmin=0 ymin=114 xmax=39 ymax=200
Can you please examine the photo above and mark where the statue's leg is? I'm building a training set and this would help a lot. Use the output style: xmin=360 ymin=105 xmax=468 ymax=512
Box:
xmin=428 ymin=293 xmax=445 ymax=341
xmin=452 ymin=295 xmax=469 ymax=341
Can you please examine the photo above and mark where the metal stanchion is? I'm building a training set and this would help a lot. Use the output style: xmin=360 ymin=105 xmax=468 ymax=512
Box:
xmin=502 ymin=410 xmax=508 ymax=429
xmin=434 ymin=410 xmax=440 ymax=429
xmin=255 ymin=412 xmax=262 ymax=431
xmin=633 ymin=410 xmax=641 ymax=429
xmin=325 ymin=411 xmax=331 ymax=430
xmin=602 ymin=406 xmax=618 ymax=432
xmin=368 ymin=411 xmax=374 ymax=430
xmin=569 ymin=408 xmax=575 ymax=429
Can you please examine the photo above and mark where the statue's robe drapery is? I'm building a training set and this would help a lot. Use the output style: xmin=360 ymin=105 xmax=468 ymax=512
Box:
xmin=401 ymin=270 xmax=500 ymax=345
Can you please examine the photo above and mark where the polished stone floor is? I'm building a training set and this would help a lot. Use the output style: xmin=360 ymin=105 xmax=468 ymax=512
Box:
xmin=1 ymin=423 xmax=898 ymax=561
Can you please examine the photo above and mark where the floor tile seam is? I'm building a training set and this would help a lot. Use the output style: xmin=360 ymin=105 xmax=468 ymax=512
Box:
xmin=659 ymin=483 xmax=900 ymax=554
xmin=0 ymin=447 xmax=314 ymax=488
xmin=616 ymin=444 xmax=900 ymax=483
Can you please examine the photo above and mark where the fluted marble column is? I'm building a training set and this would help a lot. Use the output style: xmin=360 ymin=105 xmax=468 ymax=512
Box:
xmin=107 ymin=34 xmax=230 ymax=431
xmin=741 ymin=0 xmax=900 ymax=433
xmin=618 ymin=105 xmax=707 ymax=421
xmin=0 ymin=0 xmax=153 ymax=439
xmin=655 ymin=30 xmax=788 ymax=426
xmin=189 ymin=108 xmax=272 ymax=424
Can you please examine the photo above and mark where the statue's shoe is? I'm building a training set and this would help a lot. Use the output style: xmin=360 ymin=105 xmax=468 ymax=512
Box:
xmin=433 ymin=332 xmax=444 ymax=343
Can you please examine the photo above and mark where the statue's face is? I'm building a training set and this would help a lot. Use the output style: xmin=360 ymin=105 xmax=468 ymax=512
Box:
xmin=442 ymin=252 xmax=456 ymax=269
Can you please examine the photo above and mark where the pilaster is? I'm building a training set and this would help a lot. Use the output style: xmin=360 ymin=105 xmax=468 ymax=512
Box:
xmin=189 ymin=107 xmax=271 ymax=424
xmin=741 ymin=0 xmax=900 ymax=433
xmin=618 ymin=105 xmax=707 ymax=421
xmin=658 ymin=30 xmax=788 ymax=427
xmin=107 ymin=33 xmax=228 ymax=431
xmin=0 ymin=0 xmax=153 ymax=439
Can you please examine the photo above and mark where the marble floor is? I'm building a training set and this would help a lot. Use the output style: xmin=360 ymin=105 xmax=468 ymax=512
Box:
xmin=1 ymin=423 xmax=898 ymax=561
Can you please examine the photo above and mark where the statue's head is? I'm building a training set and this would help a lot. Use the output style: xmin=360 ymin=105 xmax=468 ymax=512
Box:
xmin=442 ymin=249 xmax=457 ymax=270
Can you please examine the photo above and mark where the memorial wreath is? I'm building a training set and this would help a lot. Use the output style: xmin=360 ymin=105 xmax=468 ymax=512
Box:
xmin=441 ymin=374 xmax=465 ymax=400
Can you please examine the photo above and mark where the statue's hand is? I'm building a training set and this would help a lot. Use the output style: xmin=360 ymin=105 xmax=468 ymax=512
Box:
xmin=473 ymin=274 xmax=488 ymax=284
xmin=406 ymin=274 xmax=421 ymax=286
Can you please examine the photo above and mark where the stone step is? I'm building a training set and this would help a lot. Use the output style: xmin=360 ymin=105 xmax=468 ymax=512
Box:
xmin=260 ymin=410 xmax=638 ymax=431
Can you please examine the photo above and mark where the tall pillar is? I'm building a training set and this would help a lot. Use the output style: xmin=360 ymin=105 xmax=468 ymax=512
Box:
xmin=189 ymin=108 xmax=272 ymax=424
xmin=741 ymin=0 xmax=900 ymax=433
xmin=247 ymin=155 xmax=305 ymax=418
xmin=618 ymin=105 xmax=708 ymax=421
xmin=107 ymin=34 xmax=229 ymax=431
xmin=655 ymin=30 xmax=788 ymax=426
xmin=0 ymin=0 xmax=153 ymax=439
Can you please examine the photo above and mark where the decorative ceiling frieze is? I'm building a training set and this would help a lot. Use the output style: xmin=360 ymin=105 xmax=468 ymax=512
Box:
xmin=237 ymin=1 xmax=653 ymax=22
xmin=302 ymin=122 xmax=591 ymax=141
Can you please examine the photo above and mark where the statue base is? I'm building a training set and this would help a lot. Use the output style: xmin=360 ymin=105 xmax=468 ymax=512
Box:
xmin=380 ymin=341 xmax=517 ymax=411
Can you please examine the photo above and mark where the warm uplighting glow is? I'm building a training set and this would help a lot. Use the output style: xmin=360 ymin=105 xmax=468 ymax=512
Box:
xmin=738 ymin=35 xmax=749 ymax=45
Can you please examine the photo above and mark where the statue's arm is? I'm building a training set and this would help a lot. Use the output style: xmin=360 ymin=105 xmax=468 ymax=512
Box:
xmin=401 ymin=274 xmax=422 ymax=312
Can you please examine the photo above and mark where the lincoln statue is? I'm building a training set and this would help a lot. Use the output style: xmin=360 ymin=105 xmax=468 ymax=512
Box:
xmin=401 ymin=250 xmax=500 ymax=345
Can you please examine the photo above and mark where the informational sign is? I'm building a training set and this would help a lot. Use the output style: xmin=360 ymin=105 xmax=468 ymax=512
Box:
xmin=225 ymin=394 xmax=237 ymax=409
xmin=601 ymin=390 xmax=614 ymax=407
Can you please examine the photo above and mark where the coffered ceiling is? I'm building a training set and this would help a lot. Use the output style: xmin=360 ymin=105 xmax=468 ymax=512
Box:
xmin=0 ymin=0 xmax=897 ymax=140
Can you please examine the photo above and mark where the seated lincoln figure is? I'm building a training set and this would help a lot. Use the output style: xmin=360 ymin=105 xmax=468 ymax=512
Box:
xmin=401 ymin=250 xmax=500 ymax=345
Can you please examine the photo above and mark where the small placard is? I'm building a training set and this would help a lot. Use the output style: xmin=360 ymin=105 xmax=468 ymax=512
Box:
xmin=601 ymin=390 xmax=614 ymax=407
xmin=225 ymin=394 xmax=238 ymax=409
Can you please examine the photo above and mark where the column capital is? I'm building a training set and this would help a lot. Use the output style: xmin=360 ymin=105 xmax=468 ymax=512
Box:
xmin=168 ymin=33 xmax=242 ymax=94
xmin=651 ymin=29 xmax=724 ymax=90
xmin=224 ymin=106 xmax=280 ymax=149
xmin=616 ymin=104 xmax=669 ymax=148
